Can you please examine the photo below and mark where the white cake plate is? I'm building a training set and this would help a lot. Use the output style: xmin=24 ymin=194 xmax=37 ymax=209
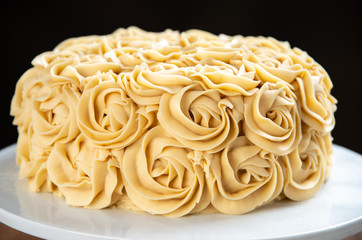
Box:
xmin=0 ymin=144 xmax=361 ymax=240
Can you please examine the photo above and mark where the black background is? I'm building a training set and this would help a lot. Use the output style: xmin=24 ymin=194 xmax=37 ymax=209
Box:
xmin=1 ymin=0 xmax=361 ymax=154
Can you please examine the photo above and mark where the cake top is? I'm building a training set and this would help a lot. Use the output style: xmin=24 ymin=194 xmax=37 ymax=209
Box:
xmin=13 ymin=27 xmax=336 ymax=137
xmin=16 ymin=26 xmax=336 ymax=125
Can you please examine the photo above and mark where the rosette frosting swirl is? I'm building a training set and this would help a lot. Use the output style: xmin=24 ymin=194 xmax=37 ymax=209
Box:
xmin=158 ymin=84 xmax=242 ymax=153
xmin=47 ymin=135 xmax=123 ymax=208
xmin=118 ymin=62 xmax=193 ymax=105
xmin=122 ymin=126 xmax=210 ymax=217
xmin=294 ymin=70 xmax=337 ymax=132
xmin=243 ymin=82 xmax=302 ymax=155
xmin=209 ymin=136 xmax=283 ymax=214
xmin=11 ymin=68 xmax=45 ymax=131
xmin=32 ymin=84 xmax=81 ymax=146
xmin=280 ymin=127 xmax=329 ymax=201
xmin=10 ymin=27 xmax=337 ymax=217
xmin=16 ymin=125 xmax=56 ymax=193
xmin=77 ymin=75 xmax=155 ymax=148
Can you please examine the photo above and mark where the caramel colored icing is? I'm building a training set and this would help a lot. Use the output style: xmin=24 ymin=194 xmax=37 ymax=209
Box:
xmin=11 ymin=27 xmax=337 ymax=217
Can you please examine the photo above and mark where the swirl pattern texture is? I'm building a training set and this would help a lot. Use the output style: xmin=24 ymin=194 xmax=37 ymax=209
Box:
xmin=10 ymin=27 xmax=337 ymax=217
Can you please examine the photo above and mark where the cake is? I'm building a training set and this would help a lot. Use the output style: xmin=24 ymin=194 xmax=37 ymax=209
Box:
xmin=10 ymin=27 xmax=337 ymax=217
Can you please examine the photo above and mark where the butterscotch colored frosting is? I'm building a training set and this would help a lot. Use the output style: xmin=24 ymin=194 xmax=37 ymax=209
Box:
xmin=10 ymin=27 xmax=337 ymax=217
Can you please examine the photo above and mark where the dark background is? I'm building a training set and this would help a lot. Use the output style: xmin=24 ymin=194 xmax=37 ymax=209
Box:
xmin=1 ymin=0 xmax=361 ymax=154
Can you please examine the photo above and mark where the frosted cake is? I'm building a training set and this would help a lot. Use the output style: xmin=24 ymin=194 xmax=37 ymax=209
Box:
xmin=10 ymin=27 xmax=337 ymax=217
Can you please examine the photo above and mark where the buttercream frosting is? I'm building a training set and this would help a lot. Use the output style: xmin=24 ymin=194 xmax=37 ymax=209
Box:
xmin=10 ymin=27 xmax=337 ymax=217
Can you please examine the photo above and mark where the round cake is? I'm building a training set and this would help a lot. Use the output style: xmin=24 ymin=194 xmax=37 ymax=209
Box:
xmin=10 ymin=27 xmax=337 ymax=217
